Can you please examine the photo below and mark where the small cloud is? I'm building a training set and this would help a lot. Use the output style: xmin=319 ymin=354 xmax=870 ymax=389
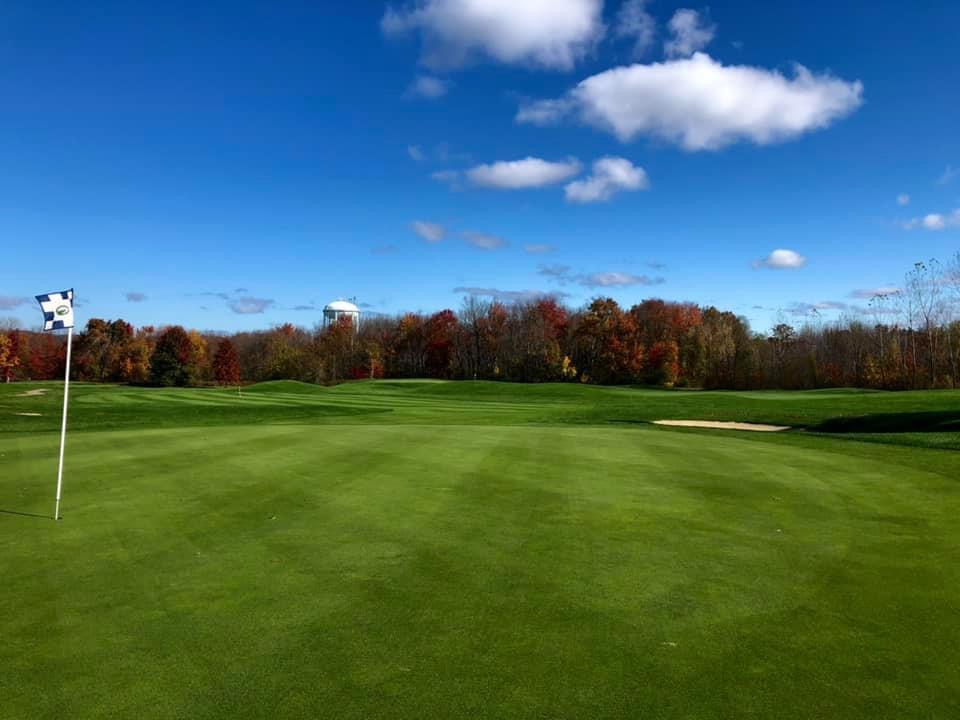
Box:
xmin=358 ymin=302 xmax=376 ymax=309
xmin=462 ymin=231 xmax=508 ymax=250
xmin=411 ymin=220 xmax=446 ymax=243
xmin=565 ymin=156 xmax=649 ymax=203
xmin=897 ymin=193 xmax=910 ymax=206
xmin=228 ymin=297 xmax=274 ymax=314
xmin=466 ymin=157 xmax=581 ymax=189
xmin=850 ymin=287 xmax=901 ymax=299
xmin=372 ymin=244 xmax=400 ymax=255
xmin=753 ymin=249 xmax=807 ymax=270
xmin=0 ymin=296 xmax=31 ymax=310
xmin=615 ymin=0 xmax=656 ymax=58
xmin=234 ymin=287 xmax=249 ymax=293
xmin=408 ymin=144 xmax=425 ymax=162
xmin=538 ymin=264 xmax=664 ymax=288
xmin=407 ymin=75 xmax=449 ymax=99
xmin=453 ymin=286 xmax=568 ymax=303
xmin=900 ymin=209 xmax=960 ymax=231
xmin=579 ymin=271 xmax=664 ymax=288
xmin=664 ymin=9 xmax=716 ymax=58
xmin=292 ymin=305 xmax=316 ymax=311
xmin=523 ymin=243 xmax=555 ymax=255
xmin=646 ymin=261 xmax=667 ymax=270
xmin=125 ymin=291 xmax=148 ymax=302
xmin=937 ymin=165 xmax=958 ymax=185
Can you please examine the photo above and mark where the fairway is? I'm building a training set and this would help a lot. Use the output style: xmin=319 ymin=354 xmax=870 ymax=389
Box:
xmin=2 ymin=381 xmax=959 ymax=719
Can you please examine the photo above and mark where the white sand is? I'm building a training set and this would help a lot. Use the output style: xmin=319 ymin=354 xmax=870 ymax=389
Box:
xmin=653 ymin=420 xmax=790 ymax=432
xmin=15 ymin=412 xmax=43 ymax=417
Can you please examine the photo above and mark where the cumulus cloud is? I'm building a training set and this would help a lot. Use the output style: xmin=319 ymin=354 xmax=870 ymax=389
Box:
xmin=517 ymin=53 xmax=863 ymax=151
xmin=564 ymin=156 xmax=649 ymax=203
xmin=615 ymin=0 xmax=656 ymax=58
xmin=229 ymin=297 xmax=274 ymax=314
xmin=538 ymin=264 xmax=664 ymax=288
xmin=453 ymin=286 xmax=567 ymax=302
xmin=901 ymin=209 xmax=960 ymax=231
xmin=466 ymin=157 xmax=582 ymax=189
xmin=523 ymin=243 xmax=555 ymax=254
xmin=462 ymin=231 xmax=508 ymax=250
xmin=0 ymin=296 xmax=31 ymax=310
xmin=125 ymin=291 xmax=147 ymax=302
xmin=897 ymin=193 xmax=910 ymax=206
xmin=664 ymin=9 xmax=715 ymax=58
xmin=850 ymin=287 xmax=901 ymax=299
xmin=407 ymin=75 xmax=449 ymax=99
xmin=411 ymin=220 xmax=447 ymax=242
xmin=753 ymin=249 xmax=807 ymax=269
xmin=381 ymin=0 xmax=604 ymax=71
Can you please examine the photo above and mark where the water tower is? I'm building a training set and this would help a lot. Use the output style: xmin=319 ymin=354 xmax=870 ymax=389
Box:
xmin=323 ymin=299 xmax=361 ymax=329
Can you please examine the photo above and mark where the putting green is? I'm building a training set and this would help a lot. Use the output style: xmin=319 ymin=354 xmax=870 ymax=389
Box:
xmin=2 ymin=381 xmax=959 ymax=719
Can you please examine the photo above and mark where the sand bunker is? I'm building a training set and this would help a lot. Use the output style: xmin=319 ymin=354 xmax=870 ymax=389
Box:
xmin=16 ymin=388 xmax=49 ymax=397
xmin=653 ymin=420 xmax=790 ymax=432
xmin=15 ymin=412 xmax=43 ymax=417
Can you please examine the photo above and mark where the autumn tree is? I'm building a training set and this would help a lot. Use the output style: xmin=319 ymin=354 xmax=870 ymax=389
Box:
xmin=212 ymin=339 xmax=241 ymax=385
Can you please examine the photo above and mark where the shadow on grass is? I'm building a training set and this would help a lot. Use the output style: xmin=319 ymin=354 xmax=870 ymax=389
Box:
xmin=0 ymin=508 xmax=52 ymax=519
xmin=810 ymin=411 xmax=960 ymax=434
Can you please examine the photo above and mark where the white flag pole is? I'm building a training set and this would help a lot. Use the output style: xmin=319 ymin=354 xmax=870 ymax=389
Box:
xmin=54 ymin=326 xmax=73 ymax=521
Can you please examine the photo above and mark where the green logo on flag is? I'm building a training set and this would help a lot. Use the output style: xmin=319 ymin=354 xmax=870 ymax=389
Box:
xmin=56 ymin=305 xmax=70 ymax=316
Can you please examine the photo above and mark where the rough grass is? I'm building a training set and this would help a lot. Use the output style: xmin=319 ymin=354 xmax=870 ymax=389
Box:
xmin=1 ymin=380 xmax=959 ymax=719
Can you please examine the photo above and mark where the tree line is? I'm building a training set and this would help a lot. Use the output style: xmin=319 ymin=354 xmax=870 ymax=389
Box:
xmin=2 ymin=255 xmax=959 ymax=390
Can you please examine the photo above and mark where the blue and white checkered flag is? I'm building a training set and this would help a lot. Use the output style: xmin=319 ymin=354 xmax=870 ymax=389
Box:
xmin=36 ymin=289 xmax=75 ymax=331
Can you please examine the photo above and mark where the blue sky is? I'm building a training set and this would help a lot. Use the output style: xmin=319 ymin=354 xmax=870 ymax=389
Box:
xmin=1 ymin=0 xmax=958 ymax=333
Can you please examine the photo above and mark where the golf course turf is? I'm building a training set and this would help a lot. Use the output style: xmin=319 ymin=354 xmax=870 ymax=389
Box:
xmin=2 ymin=381 xmax=959 ymax=718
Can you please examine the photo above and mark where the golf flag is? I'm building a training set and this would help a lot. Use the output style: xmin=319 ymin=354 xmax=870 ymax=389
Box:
xmin=35 ymin=288 xmax=76 ymax=520
xmin=36 ymin=289 xmax=75 ymax=331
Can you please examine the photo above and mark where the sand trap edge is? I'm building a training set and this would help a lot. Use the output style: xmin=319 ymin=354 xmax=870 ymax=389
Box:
xmin=653 ymin=420 xmax=791 ymax=432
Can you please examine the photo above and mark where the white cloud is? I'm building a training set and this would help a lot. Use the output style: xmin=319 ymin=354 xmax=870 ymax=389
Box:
xmin=125 ymin=292 xmax=147 ymax=302
xmin=897 ymin=193 xmax=910 ymax=206
xmin=466 ymin=157 xmax=582 ymax=189
xmin=615 ymin=0 xmax=656 ymax=58
xmin=564 ymin=156 xmax=649 ymax=203
xmin=517 ymin=53 xmax=863 ymax=151
xmin=411 ymin=220 xmax=447 ymax=242
xmin=430 ymin=169 xmax=463 ymax=190
xmin=538 ymin=264 xmax=664 ymax=288
xmin=753 ymin=249 xmax=807 ymax=269
xmin=229 ymin=297 xmax=274 ymax=315
xmin=408 ymin=144 xmax=425 ymax=161
xmin=407 ymin=75 xmax=449 ymax=99
xmin=523 ymin=243 xmax=555 ymax=254
xmin=901 ymin=209 xmax=960 ymax=231
xmin=462 ymin=231 xmax=508 ymax=250
xmin=580 ymin=271 xmax=663 ymax=288
xmin=382 ymin=0 xmax=604 ymax=71
xmin=850 ymin=287 xmax=900 ymax=299
xmin=664 ymin=9 xmax=715 ymax=58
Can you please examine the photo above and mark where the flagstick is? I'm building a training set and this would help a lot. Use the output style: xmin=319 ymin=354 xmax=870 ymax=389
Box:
xmin=54 ymin=326 xmax=73 ymax=521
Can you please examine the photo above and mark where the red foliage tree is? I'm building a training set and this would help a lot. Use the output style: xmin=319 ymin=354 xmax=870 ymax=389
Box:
xmin=212 ymin=339 xmax=242 ymax=385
